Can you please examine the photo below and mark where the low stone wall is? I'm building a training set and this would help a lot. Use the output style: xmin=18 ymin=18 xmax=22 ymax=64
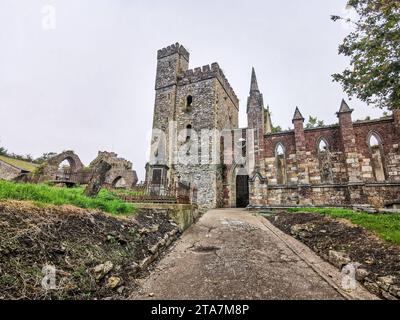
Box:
xmin=0 ymin=161 xmax=21 ymax=181
xmin=133 ymin=203 xmax=201 ymax=232
xmin=250 ymin=183 xmax=400 ymax=209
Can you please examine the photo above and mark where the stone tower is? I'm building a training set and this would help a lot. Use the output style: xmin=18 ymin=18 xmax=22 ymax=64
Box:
xmin=148 ymin=43 xmax=239 ymax=209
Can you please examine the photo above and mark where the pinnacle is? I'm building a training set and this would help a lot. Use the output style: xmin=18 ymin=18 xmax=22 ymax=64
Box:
xmin=250 ymin=67 xmax=260 ymax=93
xmin=338 ymin=99 xmax=352 ymax=113
xmin=292 ymin=107 xmax=305 ymax=122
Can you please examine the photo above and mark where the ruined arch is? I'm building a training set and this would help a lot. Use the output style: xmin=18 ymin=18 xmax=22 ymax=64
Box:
xmin=36 ymin=151 xmax=84 ymax=183
xmin=47 ymin=151 xmax=84 ymax=173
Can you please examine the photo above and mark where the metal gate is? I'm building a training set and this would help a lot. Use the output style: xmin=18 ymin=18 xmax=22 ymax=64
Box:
xmin=236 ymin=175 xmax=249 ymax=208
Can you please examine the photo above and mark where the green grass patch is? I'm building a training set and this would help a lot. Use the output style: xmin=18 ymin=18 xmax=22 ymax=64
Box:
xmin=288 ymin=207 xmax=400 ymax=245
xmin=0 ymin=180 xmax=135 ymax=215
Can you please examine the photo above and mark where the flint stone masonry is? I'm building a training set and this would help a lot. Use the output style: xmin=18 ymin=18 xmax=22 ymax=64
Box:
xmin=148 ymin=43 xmax=239 ymax=209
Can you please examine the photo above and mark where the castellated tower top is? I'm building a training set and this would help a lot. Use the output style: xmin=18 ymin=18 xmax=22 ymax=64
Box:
xmin=178 ymin=62 xmax=239 ymax=107
xmin=157 ymin=42 xmax=190 ymax=61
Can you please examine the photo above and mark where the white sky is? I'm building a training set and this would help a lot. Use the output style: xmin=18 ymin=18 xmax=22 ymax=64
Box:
xmin=0 ymin=0 xmax=385 ymax=179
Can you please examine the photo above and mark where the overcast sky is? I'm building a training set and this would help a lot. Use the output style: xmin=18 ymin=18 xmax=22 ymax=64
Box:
xmin=0 ymin=0 xmax=386 ymax=179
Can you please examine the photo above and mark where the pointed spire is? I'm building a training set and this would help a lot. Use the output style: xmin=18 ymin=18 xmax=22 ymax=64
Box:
xmin=264 ymin=105 xmax=273 ymax=134
xmin=250 ymin=67 xmax=260 ymax=93
xmin=292 ymin=107 xmax=305 ymax=123
xmin=338 ymin=99 xmax=353 ymax=114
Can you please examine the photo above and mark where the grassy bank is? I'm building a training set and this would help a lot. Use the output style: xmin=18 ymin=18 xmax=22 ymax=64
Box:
xmin=0 ymin=180 xmax=135 ymax=215
xmin=288 ymin=207 xmax=400 ymax=245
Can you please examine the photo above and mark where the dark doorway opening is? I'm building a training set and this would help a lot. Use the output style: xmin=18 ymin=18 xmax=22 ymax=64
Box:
xmin=236 ymin=175 xmax=249 ymax=208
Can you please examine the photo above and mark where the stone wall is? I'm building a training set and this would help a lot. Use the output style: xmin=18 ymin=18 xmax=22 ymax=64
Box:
xmin=0 ymin=161 xmax=21 ymax=181
xmin=90 ymin=151 xmax=138 ymax=188
xmin=148 ymin=42 xmax=400 ymax=210
xmin=149 ymin=43 xmax=239 ymax=209
xmin=35 ymin=151 xmax=138 ymax=188
xmin=133 ymin=203 xmax=200 ymax=232
xmin=250 ymin=110 xmax=400 ymax=209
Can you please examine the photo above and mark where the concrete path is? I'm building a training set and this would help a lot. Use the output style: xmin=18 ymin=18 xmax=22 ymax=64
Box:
xmin=131 ymin=209 xmax=377 ymax=300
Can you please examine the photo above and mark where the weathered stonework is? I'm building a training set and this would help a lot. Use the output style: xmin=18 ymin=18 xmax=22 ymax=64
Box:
xmin=250 ymin=108 xmax=400 ymax=209
xmin=147 ymin=42 xmax=400 ymax=209
xmin=35 ymin=151 xmax=138 ymax=188
xmin=148 ymin=43 xmax=239 ymax=209
xmin=0 ymin=160 xmax=22 ymax=181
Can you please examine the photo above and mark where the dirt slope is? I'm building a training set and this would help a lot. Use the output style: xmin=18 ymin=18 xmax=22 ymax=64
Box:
xmin=0 ymin=201 xmax=177 ymax=300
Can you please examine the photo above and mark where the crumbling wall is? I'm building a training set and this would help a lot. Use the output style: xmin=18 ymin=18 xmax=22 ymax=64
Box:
xmin=250 ymin=114 xmax=400 ymax=208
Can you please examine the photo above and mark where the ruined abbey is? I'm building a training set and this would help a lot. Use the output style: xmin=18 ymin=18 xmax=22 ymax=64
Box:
xmin=146 ymin=43 xmax=400 ymax=210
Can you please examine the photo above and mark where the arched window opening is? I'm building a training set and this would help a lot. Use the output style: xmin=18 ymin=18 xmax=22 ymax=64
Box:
xmin=368 ymin=133 xmax=385 ymax=182
xmin=369 ymin=134 xmax=380 ymax=148
xmin=186 ymin=125 xmax=192 ymax=142
xmin=276 ymin=143 xmax=285 ymax=156
xmin=275 ymin=143 xmax=287 ymax=185
xmin=317 ymin=138 xmax=332 ymax=183
xmin=186 ymin=95 xmax=193 ymax=111
xmin=318 ymin=139 xmax=328 ymax=153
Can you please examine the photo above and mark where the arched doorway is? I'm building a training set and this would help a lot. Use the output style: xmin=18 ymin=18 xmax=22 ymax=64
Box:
xmin=236 ymin=175 xmax=249 ymax=208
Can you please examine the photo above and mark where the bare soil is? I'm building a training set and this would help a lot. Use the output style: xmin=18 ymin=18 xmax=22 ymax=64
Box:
xmin=267 ymin=211 xmax=400 ymax=298
xmin=0 ymin=201 xmax=177 ymax=300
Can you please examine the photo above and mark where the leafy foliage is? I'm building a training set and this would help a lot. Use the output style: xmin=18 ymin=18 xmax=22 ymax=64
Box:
xmin=271 ymin=125 xmax=283 ymax=133
xmin=33 ymin=152 xmax=58 ymax=164
xmin=0 ymin=146 xmax=7 ymax=156
xmin=305 ymin=116 xmax=325 ymax=129
xmin=332 ymin=0 xmax=400 ymax=110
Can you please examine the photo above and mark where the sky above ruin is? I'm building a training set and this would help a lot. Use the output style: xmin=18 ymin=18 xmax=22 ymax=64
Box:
xmin=0 ymin=0 xmax=386 ymax=180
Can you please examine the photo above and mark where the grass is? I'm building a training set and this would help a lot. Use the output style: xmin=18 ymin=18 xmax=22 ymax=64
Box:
xmin=288 ymin=207 xmax=400 ymax=245
xmin=0 ymin=155 xmax=38 ymax=172
xmin=0 ymin=180 xmax=135 ymax=215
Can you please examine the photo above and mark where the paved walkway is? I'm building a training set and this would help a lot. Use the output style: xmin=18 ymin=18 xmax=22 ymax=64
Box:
xmin=131 ymin=209 xmax=376 ymax=300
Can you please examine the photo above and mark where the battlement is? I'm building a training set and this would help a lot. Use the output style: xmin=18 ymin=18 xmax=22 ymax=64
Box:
xmin=157 ymin=42 xmax=190 ymax=61
xmin=179 ymin=62 xmax=239 ymax=107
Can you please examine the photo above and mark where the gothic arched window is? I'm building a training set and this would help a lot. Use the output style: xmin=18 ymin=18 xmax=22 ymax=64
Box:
xmin=368 ymin=132 xmax=385 ymax=182
xmin=317 ymin=137 xmax=332 ymax=183
xmin=275 ymin=143 xmax=287 ymax=185
xmin=317 ymin=138 xmax=328 ymax=153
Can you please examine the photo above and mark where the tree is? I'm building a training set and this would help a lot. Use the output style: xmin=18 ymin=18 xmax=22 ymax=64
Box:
xmin=271 ymin=125 xmax=283 ymax=133
xmin=306 ymin=116 xmax=325 ymax=129
xmin=331 ymin=0 xmax=400 ymax=110
xmin=0 ymin=146 xmax=7 ymax=156
xmin=34 ymin=152 xmax=57 ymax=164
